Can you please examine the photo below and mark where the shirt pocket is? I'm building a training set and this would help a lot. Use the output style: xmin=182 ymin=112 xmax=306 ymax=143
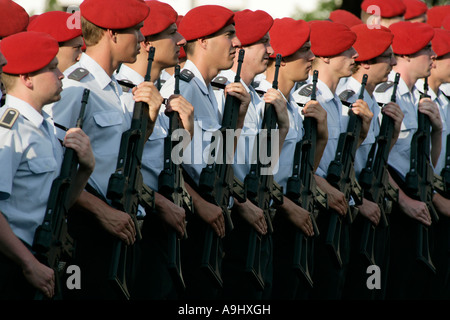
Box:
xmin=92 ymin=111 xmax=124 ymax=155
xmin=328 ymin=125 xmax=341 ymax=141
xmin=398 ymin=115 xmax=417 ymax=140
xmin=27 ymin=157 xmax=58 ymax=174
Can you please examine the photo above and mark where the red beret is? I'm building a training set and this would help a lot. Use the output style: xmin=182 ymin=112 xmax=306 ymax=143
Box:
xmin=443 ymin=14 xmax=450 ymax=30
xmin=0 ymin=0 xmax=29 ymax=38
xmin=269 ymin=18 xmax=309 ymax=58
xmin=390 ymin=21 xmax=434 ymax=55
xmin=175 ymin=15 xmax=186 ymax=59
xmin=1 ymin=31 xmax=59 ymax=74
xmin=403 ymin=0 xmax=428 ymax=20
xmin=234 ymin=10 xmax=273 ymax=47
xmin=178 ymin=5 xmax=234 ymax=41
xmin=427 ymin=5 xmax=450 ymax=28
xmin=80 ymin=0 xmax=150 ymax=29
xmin=310 ymin=21 xmax=357 ymax=57
xmin=329 ymin=10 xmax=363 ymax=28
xmin=27 ymin=11 xmax=82 ymax=43
xmin=141 ymin=0 xmax=178 ymax=37
xmin=351 ymin=24 xmax=393 ymax=61
xmin=431 ymin=28 xmax=450 ymax=57
xmin=361 ymin=0 xmax=406 ymax=18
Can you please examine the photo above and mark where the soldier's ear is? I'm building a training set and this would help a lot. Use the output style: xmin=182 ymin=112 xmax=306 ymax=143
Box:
xmin=107 ymin=29 xmax=118 ymax=43
xmin=198 ymin=37 xmax=208 ymax=49
xmin=19 ymin=73 xmax=33 ymax=89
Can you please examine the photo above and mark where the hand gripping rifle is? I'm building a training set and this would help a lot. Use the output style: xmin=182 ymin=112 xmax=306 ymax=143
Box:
xmin=286 ymin=70 xmax=327 ymax=287
xmin=359 ymin=72 xmax=400 ymax=265
xmin=32 ymin=89 xmax=90 ymax=300
xmin=325 ymin=75 xmax=366 ymax=268
xmin=243 ymin=54 xmax=284 ymax=290
xmin=404 ymin=77 xmax=439 ymax=274
xmin=106 ymin=47 xmax=157 ymax=299
xmin=198 ymin=49 xmax=247 ymax=287
xmin=158 ymin=65 xmax=194 ymax=292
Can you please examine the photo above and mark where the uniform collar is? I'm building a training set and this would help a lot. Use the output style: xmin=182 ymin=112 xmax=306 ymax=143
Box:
xmin=115 ymin=63 xmax=144 ymax=86
xmin=317 ymin=78 xmax=337 ymax=103
xmin=183 ymin=60 xmax=210 ymax=95
xmin=414 ymin=78 xmax=437 ymax=101
xmin=4 ymin=95 xmax=46 ymax=128
xmin=388 ymin=70 xmax=410 ymax=97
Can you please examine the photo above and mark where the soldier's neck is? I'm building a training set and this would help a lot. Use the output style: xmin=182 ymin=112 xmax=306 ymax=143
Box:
xmin=189 ymin=56 xmax=219 ymax=85
xmin=428 ymin=75 xmax=442 ymax=95
xmin=352 ymin=73 xmax=375 ymax=96
xmin=265 ymin=66 xmax=293 ymax=98
xmin=392 ymin=65 xmax=418 ymax=92
xmin=84 ymin=47 xmax=118 ymax=78
xmin=124 ymin=50 xmax=163 ymax=82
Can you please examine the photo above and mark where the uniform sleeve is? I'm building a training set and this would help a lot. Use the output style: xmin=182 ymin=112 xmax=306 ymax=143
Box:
xmin=0 ymin=128 xmax=21 ymax=199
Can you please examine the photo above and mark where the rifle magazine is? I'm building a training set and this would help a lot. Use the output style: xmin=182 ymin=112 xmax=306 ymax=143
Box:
xmin=416 ymin=224 xmax=436 ymax=274
xmin=245 ymin=230 xmax=265 ymax=291
xmin=201 ymin=228 xmax=223 ymax=288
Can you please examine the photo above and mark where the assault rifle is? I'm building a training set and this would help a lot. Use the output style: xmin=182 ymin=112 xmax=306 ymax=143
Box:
xmin=106 ymin=47 xmax=156 ymax=299
xmin=158 ymin=64 xmax=194 ymax=292
xmin=325 ymin=75 xmax=365 ymax=268
xmin=243 ymin=54 xmax=284 ymax=290
xmin=33 ymin=89 xmax=90 ymax=300
xmin=359 ymin=73 xmax=400 ymax=265
xmin=404 ymin=77 xmax=439 ymax=273
xmin=286 ymin=70 xmax=327 ymax=287
xmin=435 ymin=141 xmax=450 ymax=198
xmin=198 ymin=49 xmax=247 ymax=287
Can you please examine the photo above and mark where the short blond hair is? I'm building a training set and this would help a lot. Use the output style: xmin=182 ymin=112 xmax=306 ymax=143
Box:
xmin=1 ymin=73 xmax=18 ymax=93
xmin=81 ymin=16 xmax=106 ymax=47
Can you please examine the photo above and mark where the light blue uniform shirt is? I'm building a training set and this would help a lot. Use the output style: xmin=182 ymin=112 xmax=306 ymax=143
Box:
xmin=414 ymin=78 xmax=448 ymax=174
xmin=0 ymin=96 xmax=63 ymax=246
xmin=160 ymin=60 xmax=222 ymax=186
xmin=213 ymin=69 xmax=264 ymax=182
xmin=373 ymin=70 xmax=419 ymax=180
xmin=293 ymin=79 xmax=350 ymax=179
xmin=256 ymin=79 xmax=304 ymax=192
xmin=44 ymin=53 xmax=133 ymax=199
xmin=337 ymin=76 xmax=381 ymax=178
xmin=114 ymin=63 xmax=170 ymax=192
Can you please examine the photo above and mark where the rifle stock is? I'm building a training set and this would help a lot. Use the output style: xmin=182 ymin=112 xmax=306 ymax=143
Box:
xmin=198 ymin=49 xmax=246 ymax=287
xmin=286 ymin=70 xmax=326 ymax=287
xmin=359 ymin=72 xmax=400 ymax=265
xmin=33 ymin=88 xmax=91 ymax=300
xmin=243 ymin=54 xmax=284 ymax=290
xmin=158 ymin=64 xmax=193 ymax=292
xmin=325 ymin=75 xmax=366 ymax=268
xmin=404 ymin=77 xmax=438 ymax=274
xmin=106 ymin=47 xmax=156 ymax=299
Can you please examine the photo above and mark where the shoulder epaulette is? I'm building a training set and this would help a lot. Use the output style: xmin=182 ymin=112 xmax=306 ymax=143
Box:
xmin=117 ymin=79 xmax=135 ymax=93
xmin=157 ymin=78 xmax=166 ymax=91
xmin=211 ymin=76 xmax=228 ymax=90
xmin=68 ymin=67 xmax=90 ymax=82
xmin=180 ymin=69 xmax=195 ymax=82
xmin=340 ymin=100 xmax=352 ymax=107
xmin=251 ymin=80 xmax=261 ymax=89
xmin=255 ymin=89 xmax=266 ymax=97
xmin=299 ymin=84 xmax=315 ymax=97
xmin=338 ymin=89 xmax=356 ymax=102
xmin=0 ymin=108 xmax=19 ymax=129
xmin=375 ymin=81 xmax=394 ymax=93
xmin=294 ymin=81 xmax=307 ymax=92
